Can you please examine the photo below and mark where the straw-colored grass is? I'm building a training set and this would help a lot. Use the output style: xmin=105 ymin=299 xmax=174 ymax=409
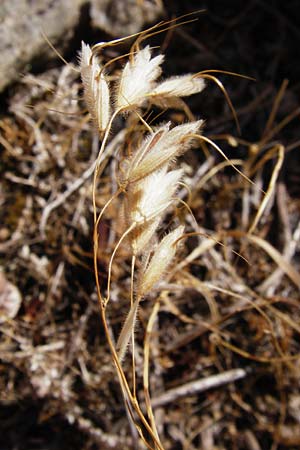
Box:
xmin=1 ymin=11 xmax=300 ymax=450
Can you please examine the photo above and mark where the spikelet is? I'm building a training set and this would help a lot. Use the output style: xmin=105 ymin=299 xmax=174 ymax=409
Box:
xmin=130 ymin=218 xmax=161 ymax=256
xmin=150 ymin=74 xmax=206 ymax=99
xmin=116 ymin=299 xmax=139 ymax=362
xmin=137 ymin=226 xmax=184 ymax=297
xmin=116 ymin=46 xmax=164 ymax=111
xmin=80 ymin=42 xmax=110 ymax=133
xmin=123 ymin=120 xmax=203 ymax=184
xmin=116 ymin=226 xmax=184 ymax=360
xmin=122 ymin=122 xmax=170 ymax=181
xmin=125 ymin=166 xmax=183 ymax=225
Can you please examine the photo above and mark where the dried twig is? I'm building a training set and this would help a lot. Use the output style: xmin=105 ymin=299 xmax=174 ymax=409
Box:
xmin=151 ymin=369 xmax=248 ymax=409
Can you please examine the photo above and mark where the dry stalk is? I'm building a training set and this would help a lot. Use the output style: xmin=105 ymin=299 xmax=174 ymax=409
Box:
xmin=79 ymin=21 xmax=209 ymax=448
xmin=77 ymin=16 xmax=298 ymax=450
xmin=2 ymin=7 xmax=300 ymax=450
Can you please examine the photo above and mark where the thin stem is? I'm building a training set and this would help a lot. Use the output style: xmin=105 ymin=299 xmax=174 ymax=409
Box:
xmin=92 ymin=108 xmax=121 ymax=225
xmin=93 ymin=228 xmax=165 ymax=450
xmin=131 ymin=255 xmax=137 ymax=399
xmin=106 ymin=223 xmax=136 ymax=305
xmin=143 ymin=300 xmax=162 ymax=448
xmin=95 ymin=187 xmax=123 ymax=238
xmin=196 ymin=73 xmax=241 ymax=134
xmin=189 ymin=134 xmax=258 ymax=191
xmin=99 ymin=302 xmax=164 ymax=450
xmin=248 ymin=144 xmax=284 ymax=235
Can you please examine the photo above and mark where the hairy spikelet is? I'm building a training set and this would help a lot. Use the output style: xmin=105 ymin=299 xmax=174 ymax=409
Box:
xmin=151 ymin=75 xmax=206 ymax=98
xmin=123 ymin=120 xmax=203 ymax=183
xmin=122 ymin=123 xmax=170 ymax=181
xmin=137 ymin=226 xmax=184 ymax=297
xmin=116 ymin=46 xmax=164 ymax=111
xmin=116 ymin=300 xmax=139 ymax=361
xmin=130 ymin=218 xmax=160 ymax=256
xmin=125 ymin=167 xmax=183 ymax=225
xmin=116 ymin=226 xmax=184 ymax=360
xmin=80 ymin=42 xmax=110 ymax=132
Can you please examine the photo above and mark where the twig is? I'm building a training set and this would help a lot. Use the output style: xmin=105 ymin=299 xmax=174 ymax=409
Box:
xmin=150 ymin=368 xmax=248 ymax=409
xmin=65 ymin=405 xmax=131 ymax=449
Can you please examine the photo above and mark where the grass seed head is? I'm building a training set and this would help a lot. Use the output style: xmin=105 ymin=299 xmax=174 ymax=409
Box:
xmin=130 ymin=218 xmax=161 ymax=256
xmin=120 ymin=122 xmax=170 ymax=184
xmin=126 ymin=167 xmax=183 ymax=225
xmin=80 ymin=42 xmax=110 ymax=133
xmin=116 ymin=45 xmax=164 ymax=111
xmin=137 ymin=226 xmax=184 ymax=297
xmin=150 ymin=74 xmax=206 ymax=98
xmin=126 ymin=120 xmax=203 ymax=183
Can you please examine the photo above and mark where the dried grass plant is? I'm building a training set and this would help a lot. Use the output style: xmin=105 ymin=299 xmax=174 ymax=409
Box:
xmin=81 ymin=20 xmax=210 ymax=448
xmin=2 ymin=11 xmax=300 ymax=450
xmin=78 ymin=18 xmax=300 ymax=449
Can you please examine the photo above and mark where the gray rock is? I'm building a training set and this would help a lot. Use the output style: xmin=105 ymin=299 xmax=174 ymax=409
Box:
xmin=91 ymin=0 xmax=163 ymax=37
xmin=0 ymin=0 xmax=85 ymax=92
xmin=0 ymin=0 xmax=163 ymax=93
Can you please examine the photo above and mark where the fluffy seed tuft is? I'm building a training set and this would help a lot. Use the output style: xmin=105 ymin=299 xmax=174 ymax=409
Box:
xmin=151 ymin=74 xmax=206 ymax=99
xmin=80 ymin=42 xmax=110 ymax=133
xmin=125 ymin=166 xmax=183 ymax=255
xmin=137 ymin=226 xmax=184 ymax=297
xmin=126 ymin=167 xmax=183 ymax=225
xmin=123 ymin=120 xmax=203 ymax=184
xmin=116 ymin=46 xmax=164 ymax=111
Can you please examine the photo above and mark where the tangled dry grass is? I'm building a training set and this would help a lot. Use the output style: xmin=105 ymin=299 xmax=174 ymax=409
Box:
xmin=1 ymin=7 xmax=300 ymax=450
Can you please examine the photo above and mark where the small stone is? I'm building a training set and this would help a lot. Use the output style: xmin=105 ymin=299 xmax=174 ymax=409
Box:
xmin=0 ymin=271 xmax=22 ymax=323
xmin=0 ymin=228 xmax=10 ymax=241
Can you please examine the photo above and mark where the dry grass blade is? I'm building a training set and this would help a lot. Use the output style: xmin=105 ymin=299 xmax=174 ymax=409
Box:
xmin=262 ymin=79 xmax=289 ymax=139
xmin=248 ymin=144 xmax=284 ymax=235
xmin=267 ymin=305 xmax=300 ymax=335
xmin=195 ymin=158 xmax=244 ymax=192
xmin=227 ymin=231 xmax=300 ymax=289
xmin=246 ymin=234 xmax=300 ymax=289
xmin=260 ymin=106 xmax=300 ymax=146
